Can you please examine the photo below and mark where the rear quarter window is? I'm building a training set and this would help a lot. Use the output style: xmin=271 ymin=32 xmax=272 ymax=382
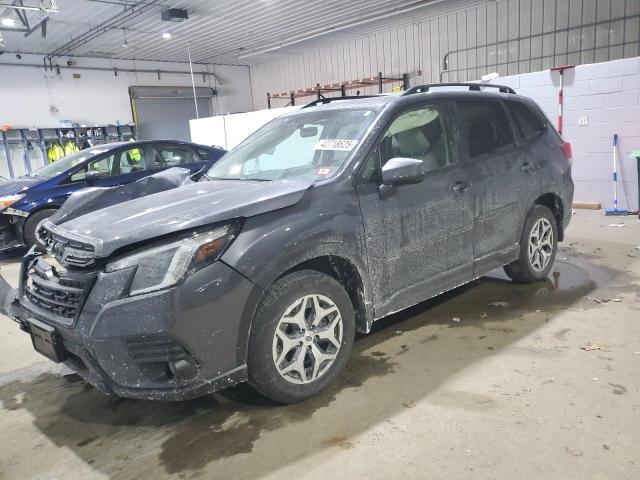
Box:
xmin=197 ymin=148 xmax=211 ymax=160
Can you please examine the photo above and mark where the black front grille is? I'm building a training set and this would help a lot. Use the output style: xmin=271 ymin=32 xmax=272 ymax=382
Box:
xmin=125 ymin=336 xmax=189 ymax=364
xmin=23 ymin=256 xmax=96 ymax=323
xmin=25 ymin=277 xmax=84 ymax=319
xmin=37 ymin=224 xmax=97 ymax=268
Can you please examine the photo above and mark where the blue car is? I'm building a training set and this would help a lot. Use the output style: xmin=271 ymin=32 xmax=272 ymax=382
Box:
xmin=0 ymin=140 xmax=226 ymax=249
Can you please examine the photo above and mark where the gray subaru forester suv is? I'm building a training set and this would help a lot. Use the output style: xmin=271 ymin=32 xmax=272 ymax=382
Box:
xmin=4 ymin=83 xmax=573 ymax=403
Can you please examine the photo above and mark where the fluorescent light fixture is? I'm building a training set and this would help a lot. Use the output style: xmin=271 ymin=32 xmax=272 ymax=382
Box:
xmin=1 ymin=18 xmax=17 ymax=27
xmin=162 ymin=32 xmax=172 ymax=39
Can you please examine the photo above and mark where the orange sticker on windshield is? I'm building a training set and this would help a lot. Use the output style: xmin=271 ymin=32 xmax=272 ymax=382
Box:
xmin=316 ymin=168 xmax=333 ymax=175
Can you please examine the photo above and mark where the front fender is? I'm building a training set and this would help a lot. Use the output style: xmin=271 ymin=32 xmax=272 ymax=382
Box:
xmin=221 ymin=182 xmax=375 ymax=351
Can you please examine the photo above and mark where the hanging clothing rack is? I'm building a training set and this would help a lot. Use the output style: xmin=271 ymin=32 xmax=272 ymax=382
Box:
xmin=0 ymin=125 xmax=136 ymax=179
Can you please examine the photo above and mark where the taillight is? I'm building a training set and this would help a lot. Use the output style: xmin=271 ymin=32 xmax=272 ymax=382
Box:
xmin=560 ymin=141 xmax=572 ymax=161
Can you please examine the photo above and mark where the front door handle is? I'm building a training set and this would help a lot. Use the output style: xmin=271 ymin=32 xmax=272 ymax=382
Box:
xmin=452 ymin=181 xmax=469 ymax=193
xmin=521 ymin=161 xmax=534 ymax=171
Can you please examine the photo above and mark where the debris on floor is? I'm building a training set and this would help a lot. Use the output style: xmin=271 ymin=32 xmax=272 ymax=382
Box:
xmin=489 ymin=301 xmax=510 ymax=308
xmin=581 ymin=342 xmax=609 ymax=352
xmin=607 ymin=223 xmax=626 ymax=227
xmin=586 ymin=296 xmax=621 ymax=303
xmin=451 ymin=317 xmax=461 ymax=323
xmin=478 ymin=312 xmax=488 ymax=319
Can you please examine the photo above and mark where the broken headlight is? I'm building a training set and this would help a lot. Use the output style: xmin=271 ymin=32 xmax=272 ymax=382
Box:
xmin=0 ymin=194 xmax=25 ymax=211
xmin=106 ymin=223 xmax=239 ymax=296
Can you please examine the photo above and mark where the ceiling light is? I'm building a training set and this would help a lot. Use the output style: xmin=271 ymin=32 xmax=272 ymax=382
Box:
xmin=1 ymin=18 xmax=17 ymax=27
xmin=162 ymin=32 xmax=172 ymax=39
xmin=122 ymin=29 xmax=129 ymax=48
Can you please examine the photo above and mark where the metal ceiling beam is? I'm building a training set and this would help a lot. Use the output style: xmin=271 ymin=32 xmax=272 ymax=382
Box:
xmin=0 ymin=0 xmax=57 ymax=13
xmin=24 ymin=14 xmax=47 ymax=37
xmin=43 ymin=0 xmax=163 ymax=62
xmin=13 ymin=0 xmax=31 ymax=29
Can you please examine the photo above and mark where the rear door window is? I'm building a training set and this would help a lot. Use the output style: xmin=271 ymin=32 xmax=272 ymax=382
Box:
xmin=151 ymin=145 xmax=196 ymax=169
xmin=507 ymin=102 xmax=546 ymax=139
xmin=456 ymin=101 xmax=515 ymax=159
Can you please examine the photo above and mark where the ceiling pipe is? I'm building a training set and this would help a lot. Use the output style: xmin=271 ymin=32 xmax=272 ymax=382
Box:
xmin=44 ymin=0 xmax=162 ymax=61
xmin=0 ymin=60 xmax=221 ymax=83
xmin=237 ymin=0 xmax=446 ymax=59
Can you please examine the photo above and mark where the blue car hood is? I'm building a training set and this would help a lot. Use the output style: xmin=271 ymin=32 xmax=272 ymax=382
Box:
xmin=0 ymin=177 xmax=42 ymax=196
xmin=47 ymin=177 xmax=313 ymax=257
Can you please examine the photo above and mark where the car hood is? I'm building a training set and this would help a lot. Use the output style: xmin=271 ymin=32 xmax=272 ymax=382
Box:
xmin=0 ymin=177 xmax=42 ymax=196
xmin=47 ymin=178 xmax=314 ymax=257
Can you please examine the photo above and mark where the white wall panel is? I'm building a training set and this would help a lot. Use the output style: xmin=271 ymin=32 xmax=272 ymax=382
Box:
xmin=0 ymin=55 xmax=252 ymax=128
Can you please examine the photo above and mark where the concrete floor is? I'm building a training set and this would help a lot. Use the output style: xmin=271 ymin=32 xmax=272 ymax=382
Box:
xmin=0 ymin=210 xmax=639 ymax=480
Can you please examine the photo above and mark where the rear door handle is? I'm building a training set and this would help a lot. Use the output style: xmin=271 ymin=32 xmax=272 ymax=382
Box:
xmin=521 ymin=161 xmax=534 ymax=171
xmin=452 ymin=181 xmax=469 ymax=193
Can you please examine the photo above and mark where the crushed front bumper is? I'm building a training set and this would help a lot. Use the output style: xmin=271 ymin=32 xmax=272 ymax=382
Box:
xmin=3 ymin=249 xmax=259 ymax=401
xmin=0 ymin=213 xmax=25 ymax=251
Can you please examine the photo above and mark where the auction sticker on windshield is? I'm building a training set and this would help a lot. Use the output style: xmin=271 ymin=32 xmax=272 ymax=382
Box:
xmin=314 ymin=139 xmax=358 ymax=151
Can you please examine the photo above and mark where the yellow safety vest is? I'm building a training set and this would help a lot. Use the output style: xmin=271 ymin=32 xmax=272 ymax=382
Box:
xmin=128 ymin=138 xmax=141 ymax=161
xmin=63 ymin=142 xmax=79 ymax=157
xmin=47 ymin=143 xmax=64 ymax=163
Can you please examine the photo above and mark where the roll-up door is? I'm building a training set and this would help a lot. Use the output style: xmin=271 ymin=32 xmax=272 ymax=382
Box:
xmin=129 ymin=86 xmax=215 ymax=141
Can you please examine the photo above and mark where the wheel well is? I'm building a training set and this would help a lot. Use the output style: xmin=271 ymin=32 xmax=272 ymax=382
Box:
xmin=22 ymin=207 xmax=58 ymax=239
xmin=534 ymin=193 xmax=564 ymax=241
xmin=285 ymin=256 xmax=368 ymax=333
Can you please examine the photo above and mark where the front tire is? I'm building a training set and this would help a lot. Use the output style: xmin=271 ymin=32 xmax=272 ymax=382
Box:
xmin=248 ymin=270 xmax=355 ymax=404
xmin=23 ymin=209 xmax=57 ymax=248
xmin=504 ymin=205 xmax=558 ymax=283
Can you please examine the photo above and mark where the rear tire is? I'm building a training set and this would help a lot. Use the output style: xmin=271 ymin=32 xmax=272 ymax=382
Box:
xmin=248 ymin=270 xmax=355 ymax=404
xmin=504 ymin=205 xmax=558 ymax=283
xmin=23 ymin=209 xmax=57 ymax=248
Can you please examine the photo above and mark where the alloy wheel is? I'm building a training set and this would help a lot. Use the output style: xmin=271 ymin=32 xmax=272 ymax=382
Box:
xmin=272 ymin=294 xmax=343 ymax=384
xmin=528 ymin=217 xmax=554 ymax=273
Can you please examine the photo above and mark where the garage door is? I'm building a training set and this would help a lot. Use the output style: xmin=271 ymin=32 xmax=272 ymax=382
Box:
xmin=129 ymin=86 xmax=215 ymax=141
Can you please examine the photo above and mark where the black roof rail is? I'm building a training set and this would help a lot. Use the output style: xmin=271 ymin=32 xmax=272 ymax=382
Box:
xmin=303 ymin=95 xmax=377 ymax=108
xmin=403 ymin=82 xmax=516 ymax=95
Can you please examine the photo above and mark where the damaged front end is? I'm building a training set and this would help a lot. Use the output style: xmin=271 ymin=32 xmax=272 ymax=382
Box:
xmin=0 ymin=167 xmax=264 ymax=400
xmin=2 ymin=221 xmax=251 ymax=400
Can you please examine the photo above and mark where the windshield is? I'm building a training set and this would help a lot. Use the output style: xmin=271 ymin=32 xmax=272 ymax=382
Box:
xmin=203 ymin=108 xmax=376 ymax=182
xmin=26 ymin=148 xmax=107 ymax=179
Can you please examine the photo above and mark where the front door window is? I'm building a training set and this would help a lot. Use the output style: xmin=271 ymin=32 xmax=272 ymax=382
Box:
xmin=69 ymin=147 xmax=147 ymax=182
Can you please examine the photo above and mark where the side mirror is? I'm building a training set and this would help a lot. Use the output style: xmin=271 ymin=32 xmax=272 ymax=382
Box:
xmin=379 ymin=157 xmax=426 ymax=199
xmin=84 ymin=170 xmax=99 ymax=184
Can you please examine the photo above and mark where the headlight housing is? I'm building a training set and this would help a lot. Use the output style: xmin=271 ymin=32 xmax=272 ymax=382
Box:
xmin=106 ymin=223 xmax=240 ymax=296
xmin=0 ymin=194 xmax=25 ymax=210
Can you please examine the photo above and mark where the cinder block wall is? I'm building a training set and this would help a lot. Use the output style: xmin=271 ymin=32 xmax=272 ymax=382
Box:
xmin=488 ymin=56 xmax=640 ymax=212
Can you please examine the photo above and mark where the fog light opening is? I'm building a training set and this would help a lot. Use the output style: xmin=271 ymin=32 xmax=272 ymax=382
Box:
xmin=168 ymin=358 xmax=198 ymax=380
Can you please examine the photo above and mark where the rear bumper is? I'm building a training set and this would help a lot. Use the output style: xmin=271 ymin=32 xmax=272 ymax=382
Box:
xmin=9 ymin=252 xmax=260 ymax=401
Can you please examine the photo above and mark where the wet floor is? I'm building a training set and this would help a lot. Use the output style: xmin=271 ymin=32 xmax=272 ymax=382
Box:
xmin=1 ymin=211 xmax=639 ymax=479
